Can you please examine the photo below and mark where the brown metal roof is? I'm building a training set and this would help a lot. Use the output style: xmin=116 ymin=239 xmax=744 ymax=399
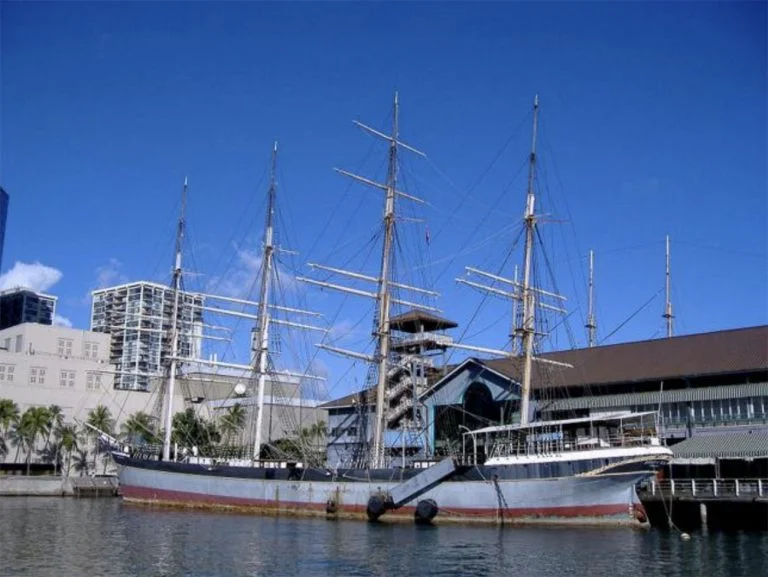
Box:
xmin=390 ymin=310 xmax=458 ymax=332
xmin=321 ymin=326 xmax=768 ymax=408
xmin=484 ymin=325 xmax=768 ymax=390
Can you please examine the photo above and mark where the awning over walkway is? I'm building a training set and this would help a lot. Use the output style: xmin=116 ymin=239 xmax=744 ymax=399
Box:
xmin=670 ymin=432 xmax=768 ymax=463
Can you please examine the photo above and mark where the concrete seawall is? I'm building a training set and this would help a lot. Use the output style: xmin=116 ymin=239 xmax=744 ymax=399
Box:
xmin=0 ymin=476 xmax=118 ymax=497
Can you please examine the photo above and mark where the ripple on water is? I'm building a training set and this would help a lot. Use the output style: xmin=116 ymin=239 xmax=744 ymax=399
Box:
xmin=0 ymin=498 xmax=767 ymax=577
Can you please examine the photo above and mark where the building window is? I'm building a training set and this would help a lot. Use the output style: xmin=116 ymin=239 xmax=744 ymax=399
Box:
xmin=84 ymin=342 xmax=99 ymax=359
xmin=0 ymin=364 xmax=14 ymax=382
xmin=30 ymin=367 xmax=46 ymax=385
xmin=14 ymin=335 xmax=22 ymax=353
xmin=57 ymin=338 xmax=73 ymax=357
xmin=60 ymin=370 xmax=75 ymax=388
xmin=86 ymin=372 xmax=102 ymax=390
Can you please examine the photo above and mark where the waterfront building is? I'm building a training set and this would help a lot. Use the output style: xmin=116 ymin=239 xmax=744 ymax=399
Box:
xmin=0 ymin=322 xmax=325 ymax=467
xmin=0 ymin=322 xmax=167 ymax=431
xmin=323 ymin=325 xmax=768 ymax=469
xmin=0 ymin=287 xmax=56 ymax=330
xmin=90 ymin=281 xmax=204 ymax=391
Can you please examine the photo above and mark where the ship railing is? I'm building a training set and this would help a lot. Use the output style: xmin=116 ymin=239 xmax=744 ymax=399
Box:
xmin=643 ymin=478 xmax=768 ymax=499
xmin=486 ymin=432 xmax=661 ymax=460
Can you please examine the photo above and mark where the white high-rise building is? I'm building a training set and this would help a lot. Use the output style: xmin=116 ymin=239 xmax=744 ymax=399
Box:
xmin=90 ymin=281 xmax=203 ymax=391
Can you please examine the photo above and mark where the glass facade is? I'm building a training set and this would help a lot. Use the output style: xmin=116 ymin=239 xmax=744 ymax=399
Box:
xmin=627 ymin=396 xmax=768 ymax=428
xmin=90 ymin=282 xmax=204 ymax=391
xmin=0 ymin=288 xmax=56 ymax=330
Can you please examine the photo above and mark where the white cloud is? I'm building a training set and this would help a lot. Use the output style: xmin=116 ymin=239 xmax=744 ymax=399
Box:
xmin=53 ymin=314 xmax=73 ymax=328
xmin=0 ymin=261 xmax=63 ymax=293
xmin=206 ymin=245 xmax=297 ymax=299
xmin=328 ymin=319 xmax=359 ymax=343
xmin=81 ymin=258 xmax=129 ymax=306
xmin=95 ymin=258 xmax=127 ymax=289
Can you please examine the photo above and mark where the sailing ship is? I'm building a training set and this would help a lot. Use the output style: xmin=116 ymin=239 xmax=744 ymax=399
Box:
xmin=111 ymin=94 xmax=672 ymax=525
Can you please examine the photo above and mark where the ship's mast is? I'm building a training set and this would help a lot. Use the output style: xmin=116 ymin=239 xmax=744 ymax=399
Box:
xmin=586 ymin=249 xmax=597 ymax=347
xmin=518 ymin=94 xmax=540 ymax=427
xmin=454 ymin=96 xmax=571 ymax=418
xmin=510 ymin=265 xmax=520 ymax=356
xmin=663 ymin=234 xmax=673 ymax=338
xmin=370 ymin=92 xmax=399 ymax=469
xmin=297 ymin=92 xmax=433 ymax=468
xmin=252 ymin=142 xmax=278 ymax=460
xmin=162 ymin=177 xmax=187 ymax=462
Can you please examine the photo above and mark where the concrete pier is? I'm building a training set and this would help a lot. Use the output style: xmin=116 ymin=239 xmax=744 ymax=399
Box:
xmin=0 ymin=475 xmax=118 ymax=497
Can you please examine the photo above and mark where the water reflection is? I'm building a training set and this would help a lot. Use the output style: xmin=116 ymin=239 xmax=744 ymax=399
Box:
xmin=0 ymin=498 xmax=766 ymax=577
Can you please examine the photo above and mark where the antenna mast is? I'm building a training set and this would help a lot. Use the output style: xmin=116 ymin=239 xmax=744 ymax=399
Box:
xmin=586 ymin=250 xmax=597 ymax=347
xmin=162 ymin=177 xmax=187 ymax=462
xmin=663 ymin=234 xmax=673 ymax=338
xmin=518 ymin=94 xmax=540 ymax=426
xmin=252 ymin=142 xmax=278 ymax=460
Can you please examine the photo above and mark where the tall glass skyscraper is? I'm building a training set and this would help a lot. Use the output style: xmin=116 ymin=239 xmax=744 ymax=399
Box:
xmin=0 ymin=187 xmax=8 ymax=272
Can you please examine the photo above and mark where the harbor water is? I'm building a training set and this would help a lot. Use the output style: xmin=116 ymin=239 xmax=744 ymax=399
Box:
xmin=1 ymin=498 xmax=767 ymax=576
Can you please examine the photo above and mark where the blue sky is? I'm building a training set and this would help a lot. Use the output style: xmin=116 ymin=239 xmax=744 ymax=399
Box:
xmin=1 ymin=2 xmax=766 ymax=398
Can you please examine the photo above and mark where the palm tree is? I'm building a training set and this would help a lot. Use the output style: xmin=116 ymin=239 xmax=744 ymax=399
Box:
xmin=219 ymin=403 xmax=246 ymax=445
xmin=16 ymin=407 xmax=52 ymax=475
xmin=72 ymin=449 xmax=89 ymax=477
xmin=9 ymin=421 xmax=26 ymax=463
xmin=0 ymin=435 xmax=7 ymax=462
xmin=58 ymin=424 xmax=81 ymax=477
xmin=172 ymin=408 xmax=220 ymax=455
xmin=45 ymin=405 xmax=64 ymax=448
xmin=120 ymin=411 xmax=160 ymax=445
xmin=45 ymin=405 xmax=65 ymax=472
xmin=85 ymin=405 xmax=114 ymax=472
xmin=0 ymin=398 xmax=19 ymax=437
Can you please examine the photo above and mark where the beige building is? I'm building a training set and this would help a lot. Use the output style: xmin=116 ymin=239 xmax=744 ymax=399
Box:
xmin=0 ymin=322 xmax=177 ymax=430
xmin=0 ymin=323 xmax=326 ymax=458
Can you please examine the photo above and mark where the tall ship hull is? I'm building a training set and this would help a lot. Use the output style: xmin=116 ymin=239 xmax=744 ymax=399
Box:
xmin=113 ymin=448 xmax=666 ymax=525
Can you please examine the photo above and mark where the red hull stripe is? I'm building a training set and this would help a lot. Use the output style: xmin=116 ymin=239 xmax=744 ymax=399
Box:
xmin=120 ymin=485 xmax=633 ymax=519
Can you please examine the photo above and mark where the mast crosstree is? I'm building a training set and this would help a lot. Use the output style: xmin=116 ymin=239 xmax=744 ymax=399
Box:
xmin=298 ymin=92 xmax=433 ymax=468
xmin=159 ymin=146 xmax=326 ymax=464
xmin=455 ymin=95 xmax=571 ymax=427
